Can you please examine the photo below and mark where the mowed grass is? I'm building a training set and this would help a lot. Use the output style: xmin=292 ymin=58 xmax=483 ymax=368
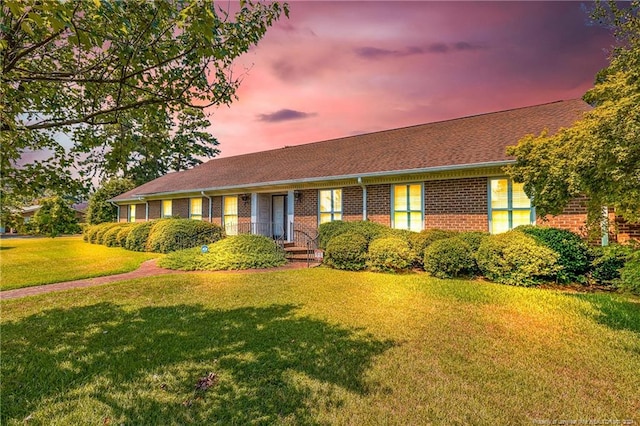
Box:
xmin=0 ymin=236 xmax=157 ymax=290
xmin=1 ymin=269 xmax=639 ymax=425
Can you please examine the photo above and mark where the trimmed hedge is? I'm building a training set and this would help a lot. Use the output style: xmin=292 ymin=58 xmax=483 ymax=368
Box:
xmin=318 ymin=220 xmax=394 ymax=250
xmin=324 ymin=232 xmax=368 ymax=271
xmin=589 ymin=244 xmax=634 ymax=285
xmin=408 ymin=229 xmax=458 ymax=267
xmin=517 ymin=226 xmax=590 ymax=283
xmin=476 ymin=231 xmax=559 ymax=286
xmin=158 ymin=234 xmax=286 ymax=271
xmin=367 ymin=237 xmax=412 ymax=273
xmin=146 ymin=219 xmax=224 ymax=253
xmin=423 ymin=237 xmax=475 ymax=279
xmin=125 ymin=220 xmax=160 ymax=252
xmin=619 ymin=251 xmax=640 ymax=295
xmin=115 ymin=224 xmax=135 ymax=247
xmin=102 ymin=224 xmax=128 ymax=247
xmin=84 ymin=222 xmax=119 ymax=244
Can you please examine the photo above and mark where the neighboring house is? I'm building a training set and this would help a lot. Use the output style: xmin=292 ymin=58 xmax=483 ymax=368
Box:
xmin=110 ymin=99 xmax=639 ymax=243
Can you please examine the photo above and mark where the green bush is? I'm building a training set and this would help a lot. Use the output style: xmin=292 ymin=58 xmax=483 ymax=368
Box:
xmin=102 ymin=224 xmax=128 ymax=247
xmin=476 ymin=231 xmax=559 ymax=286
xmin=318 ymin=220 xmax=394 ymax=250
xmin=95 ymin=222 xmax=122 ymax=245
xmin=115 ymin=224 xmax=135 ymax=247
xmin=589 ymin=244 xmax=634 ymax=285
xmin=324 ymin=232 xmax=368 ymax=271
xmin=125 ymin=221 xmax=159 ymax=252
xmin=159 ymin=235 xmax=286 ymax=271
xmin=85 ymin=222 xmax=117 ymax=244
xmin=619 ymin=251 xmax=640 ymax=295
xmin=407 ymin=229 xmax=458 ymax=267
xmin=423 ymin=237 xmax=475 ymax=279
xmin=366 ymin=237 xmax=413 ymax=273
xmin=456 ymin=231 xmax=490 ymax=252
xmin=146 ymin=218 xmax=224 ymax=253
xmin=517 ymin=226 xmax=590 ymax=283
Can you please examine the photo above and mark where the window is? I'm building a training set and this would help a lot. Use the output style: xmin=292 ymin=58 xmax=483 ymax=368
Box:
xmin=129 ymin=204 xmax=136 ymax=223
xmin=319 ymin=189 xmax=342 ymax=224
xmin=392 ymin=184 xmax=423 ymax=232
xmin=190 ymin=198 xmax=203 ymax=221
xmin=488 ymin=178 xmax=534 ymax=234
xmin=161 ymin=200 xmax=172 ymax=218
xmin=223 ymin=196 xmax=238 ymax=235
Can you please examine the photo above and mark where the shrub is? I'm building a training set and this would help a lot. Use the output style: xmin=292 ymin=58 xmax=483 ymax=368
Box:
xmin=318 ymin=220 xmax=393 ymax=250
xmin=158 ymin=235 xmax=286 ymax=271
xmin=517 ymin=226 xmax=590 ymax=283
xmin=125 ymin=221 xmax=158 ymax=252
xmin=146 ymin=218 xmax=224 ymax=253
xmin=476 ymin=231 xmax=559 ymax=286
xmin=324 ymin=232 xmax=368 ymax=271
xmin=456 ymin=231 xmax=490 ymax=252
xmin=318 ymin=221 xmax=351 ymax=250
xmin=366 ymin=237 xmax=413 ymax=273
xmin=86 ymin=222 xmax=118 ymax=244
xmin=619 ymin=251 xmax=640 ymax=295
xmin=407 ymin=229 xmax=458 ymax=267
xmin=589 ymin=244 xmax=634 ymax=285
xmin=102 ymin=224 xmax=128 ymax=247
xmin=423 ymin=237 xmax=475 ymax=279
xmin=115 ymin=224 xmax=135 ymax=247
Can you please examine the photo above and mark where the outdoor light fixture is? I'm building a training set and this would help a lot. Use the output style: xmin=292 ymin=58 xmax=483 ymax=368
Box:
xmin=294 ymin=190 xmax=302 ymax=203
xmin=240 ymin=194 xmax=250 ymax=205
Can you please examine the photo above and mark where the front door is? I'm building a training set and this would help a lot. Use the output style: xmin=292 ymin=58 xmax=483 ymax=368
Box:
xmin=272 ymin=195 xmax=286 ymax=238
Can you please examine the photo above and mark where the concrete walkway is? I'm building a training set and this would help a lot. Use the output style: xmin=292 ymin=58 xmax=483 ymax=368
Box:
xmin=0 ymin=259 xmax=318 ymax=301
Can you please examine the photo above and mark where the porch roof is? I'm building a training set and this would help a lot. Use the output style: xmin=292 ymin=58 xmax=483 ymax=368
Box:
xmin=112 ymin=99 xmax=591 ymax=202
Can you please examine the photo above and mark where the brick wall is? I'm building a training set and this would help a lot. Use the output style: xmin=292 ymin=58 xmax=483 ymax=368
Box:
xmin=616 ymin=218 xmax=640 ymax=243
xmin=134 ymin=203 xmax=145 ymax=221
xmin=173 ymin=198 xmax=189 ymax=219
xmin=425 ymin=177 xmax=488 ymax=231
xmin=537 ymin=197 xmax=589 ymax=236
xmin=212 ymin=196 xmax=223 ymax=226
xmin=295 ymin=189 xmax=319 ymax=229
xmin=119 ymin=206 xmax=128 ymax=223
xmin=367 ymin=184 xmax=391 ymax=227
xmin=238 ymin=195 xmax=251 ymax=228
xmin=148 ymin=200 xmax=161 ymax=220
xmin=343 ymin=186 xmax=363 ymax=221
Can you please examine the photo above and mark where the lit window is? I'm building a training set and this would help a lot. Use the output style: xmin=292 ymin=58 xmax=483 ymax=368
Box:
xmin=319 ymin=189 xmax=342 ymax=224
xmin=161 ymin=200 xmax=172 ymax=218
xmin=129 ymin=205 xmax=136 ymax=223
xmin=392 ymin=184 xmax=423 ymax=232
xmin=190 ymin=198 xmax=203 ymax=221
xmin=489 ymin=178 xmax=533 ymax=234
xmin=223 ymin=196 xmax=238 ymax=235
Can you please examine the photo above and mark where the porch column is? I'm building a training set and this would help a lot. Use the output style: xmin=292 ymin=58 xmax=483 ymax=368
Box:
xmin=287 ymin=190 xmax=295 ymax=242
xmin=251 ymin=193 xmax=258 ymax=234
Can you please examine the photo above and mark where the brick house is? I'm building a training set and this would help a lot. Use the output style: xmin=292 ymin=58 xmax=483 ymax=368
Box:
xmin=110 ymin=99 xmax=638 ymax=243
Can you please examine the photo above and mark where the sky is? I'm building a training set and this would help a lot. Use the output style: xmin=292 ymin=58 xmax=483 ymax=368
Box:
xmin=205 ymin=1 xmax=615 ymax=158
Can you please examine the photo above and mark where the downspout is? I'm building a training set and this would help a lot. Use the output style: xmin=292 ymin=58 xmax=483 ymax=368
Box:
xmin=358 ymin=177 xmax=367 ymax=221
xmin=201 ymin=191 xmax=213 ymax=222
xmin=110 ymin=201 xmax=120 ymax=223
xmin=601 ymin=206 xmax=609 ymax=247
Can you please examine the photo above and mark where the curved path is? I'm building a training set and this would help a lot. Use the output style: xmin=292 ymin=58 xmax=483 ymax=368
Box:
xmin=0 ymin=259 xmax=317 ymax=301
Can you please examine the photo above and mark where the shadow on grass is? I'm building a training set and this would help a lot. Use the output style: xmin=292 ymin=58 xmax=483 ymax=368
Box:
xmin=1 ymin=303 xmax=395 ymax=424
xmin=571 ymin=293 xmax=640 ymax=335
xmin=0 ymin=246 xmax=15 ymax=250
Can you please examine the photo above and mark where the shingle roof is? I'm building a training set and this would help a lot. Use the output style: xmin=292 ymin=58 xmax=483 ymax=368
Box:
xmin=113 ymin=99 xmax=591 ymax=201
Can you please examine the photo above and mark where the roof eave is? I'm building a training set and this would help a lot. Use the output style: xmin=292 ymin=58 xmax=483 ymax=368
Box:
xmin=110 ymin=160 xmax=514 ymax=203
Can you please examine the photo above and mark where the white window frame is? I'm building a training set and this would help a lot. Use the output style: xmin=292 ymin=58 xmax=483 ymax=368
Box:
xmin=318 ymin=189 xmax=343 ymax=225
xmin=487 ymin=178 xmax=535 ymax=234
xmin=391 ymin=183 xmax=424 ymax=232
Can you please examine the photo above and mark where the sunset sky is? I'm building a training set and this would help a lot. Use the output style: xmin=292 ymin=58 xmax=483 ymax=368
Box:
xmin=207 ymin=1 xmax=615 ymax=158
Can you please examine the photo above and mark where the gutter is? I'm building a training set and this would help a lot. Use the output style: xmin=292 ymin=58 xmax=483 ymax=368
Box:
xmin=109 ymin=201 xmax=120 ymax=222
xmin=111 ymin=160 xmax=514 ymax=202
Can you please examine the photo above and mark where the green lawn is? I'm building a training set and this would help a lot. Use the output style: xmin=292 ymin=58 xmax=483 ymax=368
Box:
xmin=0 ymin=236 xmax=157 ymax=290
xmin=1 ymin=269 xmax=638 ymax=425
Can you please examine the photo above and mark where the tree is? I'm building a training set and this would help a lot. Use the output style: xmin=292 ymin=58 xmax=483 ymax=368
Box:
xmin=1 ymin=0 xmax=288 ymax=196
xmin=30 ymin=196 xmax=81 ymax=237
xmin=75 ymin=107 xmax=219 ymax=185
xmin=86 ymin=178 xmax=136 ymax=225
xmin=506 ymin=0 xmax=640 ymax=226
